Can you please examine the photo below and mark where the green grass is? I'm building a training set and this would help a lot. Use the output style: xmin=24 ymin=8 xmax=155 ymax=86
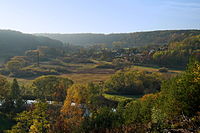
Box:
xmin=91 ymin=59 xmax=112 ymax=65
xmin=103 ymin=93 xmax=142 ymax=102
xmin=131 ymin=65 xmax=182 ymax=73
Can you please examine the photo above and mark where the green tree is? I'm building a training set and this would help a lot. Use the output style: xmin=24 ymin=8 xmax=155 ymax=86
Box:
xmin=0 ymin=76 xmax=9 ymax=100
xmin=158 ymin=59 xmax=200 ymax=119
xmin=81 ymin=107 xmax=123 ymax=132
xmin=0 ymin=76 xmax=11 ymax=113
xmin=10 ymin=79 xmax=20 ymax=100
xmin=7 ymin=101 xmax=50 ymax=133
xmin=124 ymin=100 xmax=142 ymax=124
xmin=9 ymin=79 xmax=24 ymax=113
xmin=32 ymin=75 xmax=73 ymax=101
xmin=105 ymin=70 xmax=161 ymax=95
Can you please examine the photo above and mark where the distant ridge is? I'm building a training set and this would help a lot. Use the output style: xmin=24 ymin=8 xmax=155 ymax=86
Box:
xmin=36 ymin=30 xmax=200 ymax=47
xmin=1 ymin=29 xmax=200 ymax=63
xmin=0 ymin=29 xmax=63 ymax=61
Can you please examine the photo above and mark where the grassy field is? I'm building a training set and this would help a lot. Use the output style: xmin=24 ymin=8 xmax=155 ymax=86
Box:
xmin=2 ymin=62 xmax=183 ymax=85
xmin=103 ymin=93 xmax=142 ymax=102
xmin=7 ymin=77 xmax=33 ymax=86
xmin=130 ymin=65 xmax=182 ymax=73
xmin=6 ymin=73 xmax=113 ymax=85
xmin=61 ymin=73 xmax=112 ymax=83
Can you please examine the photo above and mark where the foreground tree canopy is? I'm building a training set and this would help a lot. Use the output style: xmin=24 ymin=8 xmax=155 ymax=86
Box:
xmin=0 ymin=59 xmax=199 ymax=132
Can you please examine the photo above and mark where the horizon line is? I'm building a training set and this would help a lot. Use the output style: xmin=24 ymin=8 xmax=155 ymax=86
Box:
xmin=1 ymin=28 xmax=200 ymax=35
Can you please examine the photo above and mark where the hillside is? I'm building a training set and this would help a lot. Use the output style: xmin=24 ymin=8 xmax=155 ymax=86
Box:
xmin=0 ymin=30 xmax=63 ymax=63
xmin=36 ymin=30 xmax=200 ymax=47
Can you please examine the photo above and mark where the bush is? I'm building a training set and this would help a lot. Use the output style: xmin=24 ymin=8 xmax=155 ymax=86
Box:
xmin=96 ymin=64 xmax=115 ymax=69
xmin=158 ymin=67 xmax=168 ymax=73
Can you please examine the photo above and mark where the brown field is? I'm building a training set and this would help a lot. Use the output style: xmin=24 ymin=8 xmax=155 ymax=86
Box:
xmin=2 ymin=63 xmax=183 ymax=85
xmin=61 ymin=73 xmax=112 ymax=83
xmin=6 ymin=76 xmax=33 ymax=86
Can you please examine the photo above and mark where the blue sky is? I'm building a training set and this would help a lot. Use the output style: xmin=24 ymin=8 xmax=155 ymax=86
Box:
xmin=0 ymin=0 xmax=200 ymax=33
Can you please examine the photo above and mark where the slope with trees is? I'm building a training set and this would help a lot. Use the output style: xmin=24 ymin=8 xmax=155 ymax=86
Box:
xmin=0 ymin=30 xmax=63 ymax=63
xmin=37 ymin=30 xmax=200 ymax=48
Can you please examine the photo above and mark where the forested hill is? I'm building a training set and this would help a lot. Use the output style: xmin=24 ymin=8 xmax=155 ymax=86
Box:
xmin=0 ymin=30 xmax=63 ymax=61
xmin=37 ymin=30 xmax=200 ymax=47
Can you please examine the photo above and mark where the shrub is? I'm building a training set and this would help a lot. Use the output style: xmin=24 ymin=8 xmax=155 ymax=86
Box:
xmin=158 ymin=67 xmax=168 ymax=73
xmin=96 ymin=64 xmax=115 ymax=69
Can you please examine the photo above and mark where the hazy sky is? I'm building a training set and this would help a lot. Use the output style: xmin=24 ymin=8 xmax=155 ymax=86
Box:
xmin=0 ymin=0 xmax=200 ymax=33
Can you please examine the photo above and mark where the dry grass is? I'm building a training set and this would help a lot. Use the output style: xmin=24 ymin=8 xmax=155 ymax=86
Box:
xmin=60 ymin=73 xmax=112 ymax=83
xmin=6 ymin=77 xmax=33 ymax=86
xmin=2 ymin=63 xmax=183 ymax=85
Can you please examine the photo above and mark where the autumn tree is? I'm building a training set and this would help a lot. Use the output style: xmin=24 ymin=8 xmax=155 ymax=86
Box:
xmin=59 ymin=83 xmax=102 ymax=132
xmin=32 ymin=75 xmax=73 ymax=101
xmin=59 ymin=84 xmax=86 ymax=132
xmin=7 ymin=101 xmax=50 ymax=133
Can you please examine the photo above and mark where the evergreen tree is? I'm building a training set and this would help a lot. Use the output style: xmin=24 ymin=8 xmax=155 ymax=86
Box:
xmin=10 ymin=79 xmax=20 ymax=100
xmin=10 ymin=78 xmax=24 ymax=113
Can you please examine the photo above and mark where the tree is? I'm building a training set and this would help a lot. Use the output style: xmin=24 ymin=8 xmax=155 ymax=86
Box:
xmin=10 ymin=79 xmax=20 ymax=100
xmin=157 ymin=59 xmax=200 ymax=119
xmin=0 ymin=76 xmax=9 ymax=100
xmin=105 ymin=70 xmax=161 ymax=95
xmin=32 ymin=76 xmax=73 ymax=101
xmin=59 ymin=83 xmax=102 ymax=132
xmin=81 ymin=107 xmax=123 ymax=132
xmin=10 ymin=79 xmax=24 ymax=113
xmin=85 ymin=83 xmax=102 ymax=110
xmin=59 ymin=84 xmax=86 ymax=132
xmin=124 ymin=100 xmax=142 ymax=124
xmin=0 ymin=76 xmax=11 ymax=113
xmin=7 ymin=101 xmax=50 ymax=133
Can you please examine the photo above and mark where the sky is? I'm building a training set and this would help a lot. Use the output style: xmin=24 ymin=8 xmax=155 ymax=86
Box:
xmin=0 ymin=0 xmax=200 ymax=33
